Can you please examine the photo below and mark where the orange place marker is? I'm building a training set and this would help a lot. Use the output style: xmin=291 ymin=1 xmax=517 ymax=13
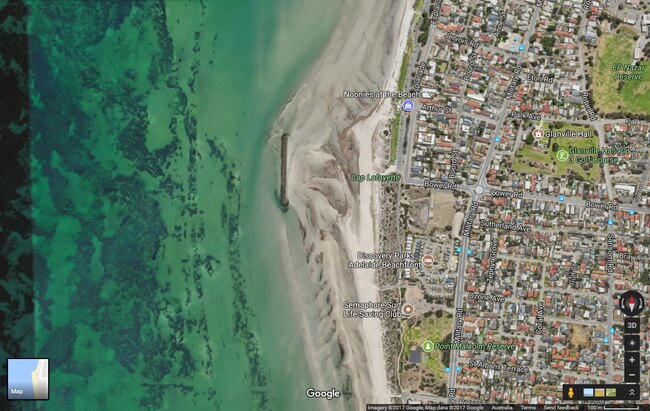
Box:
xmin=422 ymin=255 xmax=434 ymax=267
xmin=402 ymin=303 xmax=414 ymax=316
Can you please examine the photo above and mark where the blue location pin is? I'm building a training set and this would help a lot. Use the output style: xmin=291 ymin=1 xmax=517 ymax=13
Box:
xmin=466 ymin=249 xmax=473 ymax=255
xmin=630 ymin=209 xmax=635 ymax=215
xmin=402 ymin=100 xmax=414 ymax=112
xmin=608 ymin=219 xmax=613 ymax=225
xmin=456 ymin=365 xmax=461 ymax=372
xmin=604 ymin=337 xmax=609 ymax=343
xmin=495 ymin=136 xmax=501 ymax=142
xmin=446 ymin=367 xmax=451 ymax=373
xmin=559 ymin=195 xmax=565 ymax=201
xmin=455 ymin=247 xmax=461 ymax=253
xmin=518 ymin=44 xmax=525 ymax=51
xmin=610 ymin=327 xmax=614 ymax=334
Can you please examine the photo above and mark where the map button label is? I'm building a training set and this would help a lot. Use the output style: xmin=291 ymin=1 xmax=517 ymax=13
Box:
xmin=624 ymin=317 xmax=640 ymax=334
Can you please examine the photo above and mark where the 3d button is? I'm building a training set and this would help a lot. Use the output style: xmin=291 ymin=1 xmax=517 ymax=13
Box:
xmin=624 ymin=317 xmax=640 ymax=334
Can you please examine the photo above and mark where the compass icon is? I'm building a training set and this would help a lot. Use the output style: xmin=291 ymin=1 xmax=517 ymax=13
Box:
xmin=619 ymin=290 xmax=645 ymax=316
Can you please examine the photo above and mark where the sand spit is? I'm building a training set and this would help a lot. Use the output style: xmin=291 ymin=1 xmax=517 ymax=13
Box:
xmin=270 ymin=0 xmax=412 ymax=408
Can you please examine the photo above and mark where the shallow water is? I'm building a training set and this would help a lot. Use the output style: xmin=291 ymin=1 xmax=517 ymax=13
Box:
xmin=25 ymin=1 xmax=342 ymax=409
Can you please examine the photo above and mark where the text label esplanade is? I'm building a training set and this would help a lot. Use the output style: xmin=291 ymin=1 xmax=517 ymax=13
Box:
xmin=413 ymin=61 xmax=427 ymax=92
xmin=430 ymin=0 xmax=443 ymax=23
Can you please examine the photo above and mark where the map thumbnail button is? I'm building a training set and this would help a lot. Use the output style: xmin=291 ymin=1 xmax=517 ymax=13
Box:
xmin=7 ymin=358 xmax=49 ymax=400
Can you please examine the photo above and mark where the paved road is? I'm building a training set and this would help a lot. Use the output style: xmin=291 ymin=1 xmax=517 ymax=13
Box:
xmin=398 ymin=11 xmax=439 ymax=177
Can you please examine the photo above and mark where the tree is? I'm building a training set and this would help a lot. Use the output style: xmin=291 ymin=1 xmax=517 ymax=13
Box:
xmin=525 ymin=133 xmax=535 ymax=144
xmin=541 ymin=36 xmax=555 ymax=55
xmin=419 ymin=14 xmax=430 ymax=33
xmin=552 ymin=142 xmax=559 ymax=152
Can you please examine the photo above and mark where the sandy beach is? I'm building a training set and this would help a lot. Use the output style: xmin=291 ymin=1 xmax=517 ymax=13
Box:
xmin=271 ymin=0 xmax=413 ymax=408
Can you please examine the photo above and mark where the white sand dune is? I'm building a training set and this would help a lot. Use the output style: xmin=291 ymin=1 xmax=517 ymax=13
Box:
xmin=269 ymin=0 xmax=413 ymax=408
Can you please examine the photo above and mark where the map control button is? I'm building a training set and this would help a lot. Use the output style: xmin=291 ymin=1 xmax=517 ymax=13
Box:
xmin=623 ymin=334 xmax=640 ymax=351
xmin=619 ymin=290 xmax=645 ymax=316
xmin=624 ymin=352 xmax=640 ymax=382
xmin=624 ymin=317 xmax=640 ymax=334
xmin=7 ymin=358 xmax=49 ymax=400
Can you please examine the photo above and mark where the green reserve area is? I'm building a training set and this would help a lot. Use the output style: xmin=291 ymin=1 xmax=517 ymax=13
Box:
xmin=401 ymin=311 xmax=452 ymax=380
xmin=513 ymin=122 xmax=600 ymax=182
xmin=591 ymin=28 xmax=650 ymax=114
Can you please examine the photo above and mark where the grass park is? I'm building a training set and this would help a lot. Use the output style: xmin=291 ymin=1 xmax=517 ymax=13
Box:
xmin=512 ymin=122 xmax=601 ymax=182
xmin=590 ymin=28 xmax=650 ymax=114
xmin=401 ymin=311 xmax=453 ymax=380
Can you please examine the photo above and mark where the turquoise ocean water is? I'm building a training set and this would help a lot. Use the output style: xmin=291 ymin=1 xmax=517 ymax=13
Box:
xmin=24 ymin=1 xmax=342 ymax=409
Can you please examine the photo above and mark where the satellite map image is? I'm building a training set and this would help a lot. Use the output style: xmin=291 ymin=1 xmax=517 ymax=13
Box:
xmin=1 ymin=0 xmax=650 ymax=410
